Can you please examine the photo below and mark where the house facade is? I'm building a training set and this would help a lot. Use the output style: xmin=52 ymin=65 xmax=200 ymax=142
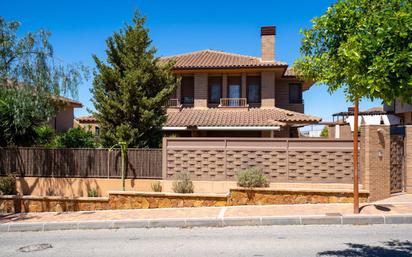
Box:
xmin=162 ymin=26 xmax=320 ymax=137
xmin=324 ymin=106 xmax=401 ymax=139
xmin=73 ymin=115 xmax=100 ymax=135
xmin=48 ymin=96 xmax=83 ymax=133
xmin=384 ymin=99 xmax=412 ymax=125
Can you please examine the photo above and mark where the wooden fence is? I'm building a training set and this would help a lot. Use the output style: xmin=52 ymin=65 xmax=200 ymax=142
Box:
xmin=0 ymin=148 xmax=162 ymax=179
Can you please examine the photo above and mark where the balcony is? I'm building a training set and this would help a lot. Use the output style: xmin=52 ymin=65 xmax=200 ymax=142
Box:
xmin=219 ymin=98 xmax=248 ymax=107
xmin=166 ymin=98 xmax=181 ymax=108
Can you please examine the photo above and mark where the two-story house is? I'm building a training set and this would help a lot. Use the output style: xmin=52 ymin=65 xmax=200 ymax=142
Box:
xmin=161 ymin=26 xmax=321 ymax=137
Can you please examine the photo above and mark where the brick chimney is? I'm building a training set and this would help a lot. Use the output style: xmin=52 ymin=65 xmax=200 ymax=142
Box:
xmin=261 ymin=26 xmax=276 ymax=62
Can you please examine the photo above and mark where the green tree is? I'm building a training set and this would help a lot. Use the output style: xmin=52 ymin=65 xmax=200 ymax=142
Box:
xmin=52 ymin=127 xmax=95 ymax=148
xmin=294 ymin=0 xmax=411 ymax=213
xmin=295 ymin=0 xmax=411 ymax=103
xmin=320 ymin=126 xmax=328 ymax=138
xmin=92 ymin=12 xmax=177 ymax=148
xmin=0 ymin=17 xmax=87 ymax=146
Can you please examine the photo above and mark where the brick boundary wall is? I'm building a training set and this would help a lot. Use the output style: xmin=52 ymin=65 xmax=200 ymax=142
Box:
xmin=360 ymin=125 xmax=391 ymax=201
xmin=163 ymin=138 xmax=356 ymax=183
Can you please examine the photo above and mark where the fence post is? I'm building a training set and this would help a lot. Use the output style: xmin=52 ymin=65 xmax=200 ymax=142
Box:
xmin=360 ymin=125 xmax=391 ymax=201
xmin=162 ymin=137 xmax=167 ymax=180
xmin=107 ymin=149 xmax=110 ymax=179
xmin=224 ymin=138 xmax=228 ymax=180
xmin=286 ymin=138 xmax=289 ymax=182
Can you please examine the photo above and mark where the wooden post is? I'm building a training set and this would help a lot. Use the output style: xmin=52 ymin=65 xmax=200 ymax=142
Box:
xmin=353 ymin=99 xmax=360 ymax=214
xmin=119 ymin=141 xmax=127 ymax=191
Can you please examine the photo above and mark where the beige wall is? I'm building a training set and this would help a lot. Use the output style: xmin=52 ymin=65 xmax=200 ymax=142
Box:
xmin=15 ymin=177 xmax=357 ymax=197
xmin=48 ymin=106 xmax=75 ymax=133
xmin=328 ymin=124 xmax=352 ymax=139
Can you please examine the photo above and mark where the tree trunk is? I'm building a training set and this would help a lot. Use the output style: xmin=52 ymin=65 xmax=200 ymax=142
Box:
xmin=353 ymin=99 xmax=359 ymax=214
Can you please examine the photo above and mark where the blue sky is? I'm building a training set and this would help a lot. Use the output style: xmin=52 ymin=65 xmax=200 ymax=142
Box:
xmin=1 ymin=0 xmax=381 ymax=124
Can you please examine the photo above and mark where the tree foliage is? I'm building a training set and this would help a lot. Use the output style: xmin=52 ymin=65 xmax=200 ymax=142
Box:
xmin=320 ymin=126 xmax=328 ymax=138
xmin=294 ymin=0 xmax=412 ymax=103
xmin=0 ymin=17 xmax=87 ymax=146
xmin=92 ymin=12 xmax=177 ymax=148
xmin=52 ymin=127 xmax=95 ymax=148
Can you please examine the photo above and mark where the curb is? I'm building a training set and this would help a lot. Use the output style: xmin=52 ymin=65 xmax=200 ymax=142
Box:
xmin=1 ymin=214 xmax=412 ymax=232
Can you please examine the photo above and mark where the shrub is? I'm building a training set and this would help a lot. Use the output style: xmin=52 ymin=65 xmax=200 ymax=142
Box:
xmin=88 ymin=188 xmax=99 ymax=197
xmin=320 ymin=126 xmax=328 ymax=137
xmin=236 ymin=167 xmax=269 ymax=189
xmin=151 ymin=181 xmax=162 ymax=192
xmin=172 ymin=172 xmax=194 ymax=194
xmin=34 ymin=125 xmax=55 ymax=146
xmin=53 ymin=127 xmax=95 ymax=148
xmin=0 ymin=175 xmax=17 ymax=195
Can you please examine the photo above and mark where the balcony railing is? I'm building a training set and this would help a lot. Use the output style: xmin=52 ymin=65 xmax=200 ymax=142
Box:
xmin=166 ymin=98 xmax=181 ymax=107
xmin=219 ymin=98 xmax=248 ymax=107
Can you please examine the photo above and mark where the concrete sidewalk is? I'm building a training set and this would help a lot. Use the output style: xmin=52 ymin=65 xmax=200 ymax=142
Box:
xmin=2 ymin=194 xmax=412 ymax=232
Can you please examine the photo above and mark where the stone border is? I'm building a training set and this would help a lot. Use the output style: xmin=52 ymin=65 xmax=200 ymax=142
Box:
xmin=108 ymin=191 xmax=228 ymax=198
xmin=1 ymin=214 xmax=412 ymax=232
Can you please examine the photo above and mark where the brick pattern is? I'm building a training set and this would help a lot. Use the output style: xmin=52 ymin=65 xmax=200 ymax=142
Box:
xmin=360 ymin=125 xmax=391 ymax=201
xmin=275 ymin=80 xmax=304 ymax=113
xmin=390 ymin=135 xmax=404 ymax=193
xmin=225 ymin=150 xmax=288 ymax=181
xmin=194 ymin=73 xmax=208 ymax=108
xmin=261 ymin=71 xmax=275 ymax=107
xmin=288 ymin=150 xmax=354 ymax=183
xmin=166 ymin=150 xmax=226 ymax=180
xmin=261 ymin=34 xmax=275 ymax=61
xmin=166 ymin=140 xmax=354 ymax=183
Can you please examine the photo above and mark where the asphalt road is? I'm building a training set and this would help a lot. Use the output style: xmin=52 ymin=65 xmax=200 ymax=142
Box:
xmin=1 ymin=224 xmax=412 ymax=257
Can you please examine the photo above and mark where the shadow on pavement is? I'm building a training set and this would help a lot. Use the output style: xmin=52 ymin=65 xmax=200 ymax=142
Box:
xmin=318 ymin=240 xmax=412 ymax=257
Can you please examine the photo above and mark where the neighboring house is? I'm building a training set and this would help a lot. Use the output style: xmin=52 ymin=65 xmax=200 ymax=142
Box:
xmin=48 ymin=96 xmax=83 ymax=133
xmin=160 ymin=26 xmax=321 ymax=137
xmin=1 ymin=78 xmax=82 ymax=133
xmin=324 ymin=106 xmax=400 ymax=139
xmin=384 ymin=99 xmax=412 ymax=125
xmin=73 ymin=115 xmax=100 ymax=135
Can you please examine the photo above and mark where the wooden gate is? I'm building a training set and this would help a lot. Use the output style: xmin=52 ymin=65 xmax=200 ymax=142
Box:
xmin=390 ymin=132 xmax=404 ymax=193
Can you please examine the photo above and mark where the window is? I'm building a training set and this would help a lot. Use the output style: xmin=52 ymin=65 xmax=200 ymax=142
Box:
xmin=208 ymin=77 xmax=222 ymax=104
xmin=247 ymin=76 xmax=261 ymax=104
xmin=289 ymin=83 xmax=302 ymax=104
xmin=181 ymin=76 xmax=194 ymax=104
xmin=95 ymin=126 xmax=100 ymax=136
xmin=228 ymin=76 xmax=241 ymax=98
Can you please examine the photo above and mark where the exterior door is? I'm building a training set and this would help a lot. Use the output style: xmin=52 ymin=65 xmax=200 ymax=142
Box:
xmin=390 ymin=127 xmax=405 ymax=193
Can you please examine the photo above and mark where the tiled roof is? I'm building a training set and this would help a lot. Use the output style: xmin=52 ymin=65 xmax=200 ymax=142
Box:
xmin=364 ymin=106 xmax=383 ymax=112
xmin=166 ymin=108 xmax=321 ymax=127
xmin=75 ymin=115 xmax=97 ymax=123
xmin=53 ymin=95 xmax=82 ymax=108
xmin=2 ymin=79 xmax=82 ymax=108
xmin=160 ymin=50 xmax=287 ymax=70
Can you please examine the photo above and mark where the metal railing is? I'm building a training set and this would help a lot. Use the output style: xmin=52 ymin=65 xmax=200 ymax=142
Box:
xmin=166 ymin=98 xmax=181 ymax=107
xmin=219 ymin=98 xmax=248 ymax=107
